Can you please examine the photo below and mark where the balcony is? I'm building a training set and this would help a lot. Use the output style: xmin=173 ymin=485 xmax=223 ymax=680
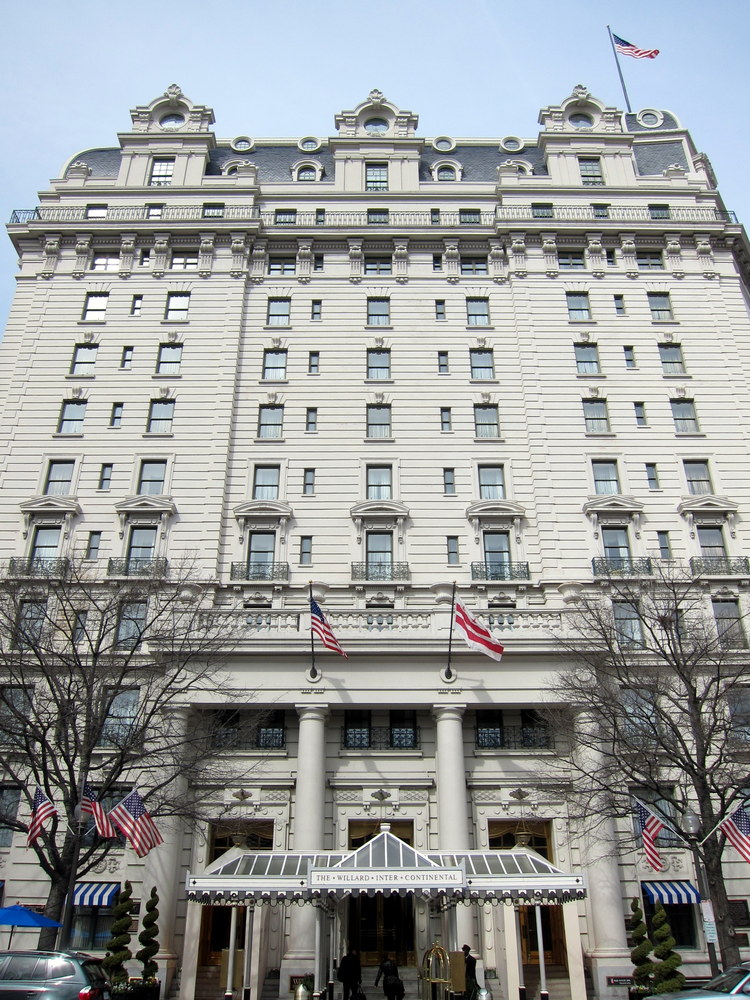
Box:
xmin=592 ymin=557 xmax=653 ymax=577
xmin=230 ymin=561 xmax=289 ymax=582
xmin=475 ymin=726 xmax=552 ymax=751
xmin=8 ymin=557 xmax=70 ymax=577
xmin=213 ymin=726 xmax=286 ymax=751
xmin=690 ymin=556 xmax=750 ymax=576
xmin=471 ymin=561 xmax=530 ymax=581
xmin=341 ymin=726 xmax=421 ymax=750
xmin=107 ymin=558 xmax=168 ymax=578
xmin=351 ymin=562 xmax=410 ymax=582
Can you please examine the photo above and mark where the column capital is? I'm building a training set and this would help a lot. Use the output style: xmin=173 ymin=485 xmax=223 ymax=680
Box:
xmin=295 ymin=704 xmax=329 ymax=723
xmin=432 ymin=704 xmax=467 ymax=722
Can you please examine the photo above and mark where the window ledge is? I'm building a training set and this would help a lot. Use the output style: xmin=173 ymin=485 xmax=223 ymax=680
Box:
xmin=53 ymin=433 xmax=84 ymax=439
xmin=470 ymin=379 xmax=499 ymax=384
xmin=260 ymin=379 xmax=289 ymax=385
xmin=584 ymin=432 xmax=616 ymax=437
xmin=77 ymin=320 xmax=106 ymax=325
xmin=161 ymin=319 xmax=189 ymax=325
xmin=650 ymin=319 xmax=679 ymax=325
xmin=662 ymin=373 xmax=690 ymax=379
xmin=576 ymin=373 xmax=606 ymax=379
xmin=365 ymin=379 xmax=394 ymax=385
xmin=339 ymin=749 xmax=423 ymax=759
xmin=364 ymin=437 xmax=395 ymax=443
xmin=263 ymin=324 xmax=292 ymax=331
xmin=142 ymin=433 xmax=174 ymax=438
xmin=473 ymin=437 xmax=504 ymax=443
xmin=152 ymin=374 xmax=182 ymax=379
xmin=254 ymin=437 xmax=286 ymax=443
xmin=675 ymin=432 xmax=706 ymax=438
xmin=465 ymin=325 xmax=494 ymax=331
xmin=568 ymin=319 xmax=596 ymax=325
xmin=365 ymin=325 xmax=393 ymax=331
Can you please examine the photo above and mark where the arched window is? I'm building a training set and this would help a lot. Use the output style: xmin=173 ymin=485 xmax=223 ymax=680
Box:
xmin=297 ymin=166 xmax=316 ymax=182
xmin=437 ymin=165 xmax=456 ymax=181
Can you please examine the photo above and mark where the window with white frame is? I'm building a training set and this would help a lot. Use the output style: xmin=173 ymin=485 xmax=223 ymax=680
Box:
xmin=558 ymin=250 xmax=585 ymax=269
xmin=447 ymin=536 xmax=459 ymax=564
xmin=366 ymin=465 xmax=392 ymax=500
xmin=262 ymin=349 xmax=288 ymax=380
xmin=613 ymin=601 xmax=642 ymax=645
xmin=367 ymin=298 xmax=390 ymax=326
xmin=440 ymin=407 xmax=452 ymax=432
xmin=684 ymin=460 xmax=712 ymax=495
xmin=366 ymin=349 xmax=391 ymax=380
xmin=247 ymin=532 xmax=276 ymax=578
xmin=460 ymin=257 xmax=488 ymax=275
xmin=146 ymin=400 xmax=174 ymax=434
xmin=574 ymin=343 xmax=599 ymax=374
xmin=90 ymin=253 xmax=119 ymax=272
xmin=99 ymin=689 xmax=139 ymax=745
xmin=137 ymin=461 xmax=167 ymax=495
xmin=466 ymin=298 xmax=490 ymax=326
xmin=305 ymin=408 xmax=318 ymax=432
xmin=443 ymin=468 xmax=456 ymax=494
xmin=30 ymin=526 xmax=61 ymax=566
xmin=646 ymin=464 xmax=660 ymax=490
xmin=566 ymin=292 xmax=591 ymax=321
xmin=364 ymin=256 xmax=392 ymax=275
xmin=637 ymin=251 xmax=664 ymax=270
xmin=648 ymin=292 xmax=673 ymax=320
xmin=582 ymin=399 xmax=609 ymax=433
xmin=483 ymin=531 xmax=510 ymax=577
xmin=714 ymin=600 xmax=745 ymax=649
xmin=156 ymin=344 xmax=182 ymax=375
xmin=16 ymin=601 xmax=46 ymax=648
xmin=365 ymin=163 xmax=388 ymax=191
xmin=601 ymin=526 xmax=631 ymax=568
xmin=253 ymin=466 xmax=280 ymax=500
xmin=44 ymin=461 xmax=74 ymax=496
xmin=82 ymin=293 xmax=108 ymax=321
xmin=267 ymin=299 xmax=291 ymax=326
xmin=126 ymin=526 xmax=157 ymax=567
xmin=299 ymin=536 xmax=313 ymax=564
xmin=470 ymin=348 xmax=495 ymax=379
xmin=165 ymin=292 xmax=190 ymax=321
xmin=474 ymin=404 xmax=499 ymax=438
xmin=149 ymin=158 xmax=175 ymax=186
xmin=99 ymin=464 xmax=113 ymax=490
xmin=86 ymin=532 xmax=102 ymax=560
xmin=697 ymin=526 xmax=726 ymax=560
xmin=303 ymin=469 xmax=315 ymax=495
xmin=671 ymin=399 xmax=699 ymax=433
xmin=578 ymin=157 xmax=604 ymax=186
xmin=592 ymin=460 xmax=620 ymax=495
xmin=478 ymin=465 xmax=505 ymax=499
xmin=257 ymin=405 xmax=284 ymax=439
xmin=366 ymin=404 xmax=391 ymax=438
xmin=170 ymin=251 xmax=198 ymax=270
xmin=659 ymin=344 xmax=685 ymax=374
xmin=274 ymin=209 xmax=297 ymax=225
xmin=268 ymin=257 xmax=296 ymax=275
xmin=58 ymin=401 xmax=86 ymax=435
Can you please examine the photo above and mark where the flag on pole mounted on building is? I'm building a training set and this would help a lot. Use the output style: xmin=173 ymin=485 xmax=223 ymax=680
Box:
xmin=634 ymin=798 xmax=665 ymax=871
xmin=612 ymin=33 xmax=660 ymax=59
xmin=109 ymin=789 xmax=163 ymax=857
xmin=719 ymin=804 xmax=750 ymax=864
xmin=81 ymin=782 xmax=116 ymax=839
xmin=310 ymin=597 xmax=348 ymax=658
xmin=27 ymin=787 xmax=57 ymax=845
xmin=454 ymin=602 xmax=504 ymax=661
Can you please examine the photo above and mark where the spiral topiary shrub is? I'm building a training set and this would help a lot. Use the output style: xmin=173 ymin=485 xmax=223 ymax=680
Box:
xmin=651 ymin=901 xmax=685 ymax=994
xmin=103 ymin=881 xmax=134 ymax=985
xmin=136 ymin=886 xmax=160 ymax=981
xmin=629 ymin=897 xmax=654 ymax=994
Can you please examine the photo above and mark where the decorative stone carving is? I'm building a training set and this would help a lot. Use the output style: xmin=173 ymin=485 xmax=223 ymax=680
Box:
xmin=542 ymin=233 xmax=558 ymax=277
xmin=72 ymin=234 xmax=92 ymax=278
xmin=250 ymin=240 xmax=268 ymax=283
xmin=152 ymin=234 xmax=170 ymax=278
xmin=619 ymin=234 xmax=638 ymax=278
xmin=119 ymin=233 xmax=137 ymax=277
xmin=665 ymin=234 xmax=684 ymax=278
xmin=198 ymin=234 xmax=215 ymax=277
xmin=585 ymin=234 xmax=605 ymax=278
xmin=509 ymin=233 xmax=527 ymax=277
xmin=40 ymin=235 xmax=61 ymax=278
xmin=297 ymin=239 xmax=313 ymax=283
xmin=489 ymin=240 xmax=507 ymax=283
xmin=393 ymin=239 xmax=409 ymax=283
xmin=230 ymin=233 xmax=248 ymax=277
xmin=443 ymin=240 xmax=459 ymax=283
xmin=348 ymin=239 xmax=363 ymax=283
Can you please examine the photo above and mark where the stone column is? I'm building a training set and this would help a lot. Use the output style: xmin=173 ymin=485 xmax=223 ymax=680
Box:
xmin=433 ymin=706 xmax=473 ymax=947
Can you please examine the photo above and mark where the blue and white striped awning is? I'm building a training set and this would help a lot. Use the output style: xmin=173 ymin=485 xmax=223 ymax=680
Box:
xmin=73 ymin=883 xmax=120 ymax=907
xmin=643 ymin=881 xmax=700 ymax=904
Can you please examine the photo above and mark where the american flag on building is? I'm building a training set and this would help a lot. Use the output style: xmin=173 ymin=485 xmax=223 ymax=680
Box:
xmin=634 ymin=798 xmax=665 ymax=871
xmin=720 ymin=804 xmax=750 ymax=864
xmin=109 ymin=789 xmax=163 ymax=857
xmin=310 ymin=598 xmax=348 ymax=658
xmin=27 ymin=787 xmax=57 ymax=845
xmin=613 ymin=33 xmax=659 ymax=59
xmin=81 ymin=782 xmax=116 ymax=839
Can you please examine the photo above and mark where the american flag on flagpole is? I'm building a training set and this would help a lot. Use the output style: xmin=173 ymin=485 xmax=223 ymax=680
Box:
xmin=109 ymin=789 xmax=163 ymax=857
xmin=720 ymin=804 xmax=750 ymax=864
xmin=27 ymin=787 xmax=57 ymax=845
xmin=613 ymin=33 xmax=659 ymax=59
xmin=81 ymin=782 xmax=116 ymax=839
xmin=634 ymin=798 xmax=665 ymax=871
xmin=310 ymin=598 xmax=348 ymax=658
xmin=454 ymin=601 xmax=504 ymax=661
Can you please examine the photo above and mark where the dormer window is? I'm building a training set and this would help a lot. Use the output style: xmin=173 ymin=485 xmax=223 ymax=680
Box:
xmin=364 ymin=118 xmax=389 ymax=134
xmin=159 ymin=113 xmax=185 ymax=130
xmin=437 ymin=166 xmax=455 ymax=181
xmin=297 ymin=166 xmax=316 ymax=182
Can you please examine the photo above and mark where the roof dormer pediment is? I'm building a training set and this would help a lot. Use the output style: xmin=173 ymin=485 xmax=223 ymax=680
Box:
xmin=335 ymin=90 xmax=418 ymax=138
xmin=538 ymin=85 xmax=623 ymax=136
xmin=128 ymin=84 xmax=215 ymax=134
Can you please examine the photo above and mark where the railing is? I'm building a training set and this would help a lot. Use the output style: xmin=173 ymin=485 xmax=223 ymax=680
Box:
xmin=350 ymin=562 xmax=410 ymax=582
xmin=10 ymin=206 xmax=738 ymax=226
xmin=212 ymin=727 xmax=286 ymax=751
xmin=230 ymin=561 xmax=289 ymax=581
xmin=7 ymin=557 xmax=70 ymax=577
xmin=592 ymin=556 xmax=653 ymax=576
xmin=341 ymin=726 xmax=421 ymax=750
xmin=475 ymin=726 xmax=552 ymax=750
xmin=690 ymin=556 xmax=750 ymax=576
xmin=471 ymin=561 xmax=530 ymax=581
xmin=107 ymin=557 xmax=168 ymax=578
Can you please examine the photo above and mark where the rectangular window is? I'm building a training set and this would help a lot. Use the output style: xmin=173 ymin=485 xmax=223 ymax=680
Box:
xmin=483 ymin=531 xmax=510 ymax=577
xmin=90 ymin=253 xmax=119 ymax=272
xmin=45 ymin=461 xmax=74 ymax=496
xmin=648 ymin=292 xmax=673 ymax=320
xmin=606 ymin=249 xmax=616 ymax=266
xmin=443 ymin=468 xmax=456 ymax=495
xmin=313 ymin=255 xmax=324 ymax=271
xmin=366 ymin=532 xmax=393 ymax=575
xmin=16 ymin=600 xmax=46 ymax=648
xmin=574 ymin=343 xmax=600 ymax=374
xmin=614 ymin=295 xmax=625 ymax=316
xmin=613 ymin=602 xmax=642 ymax=645
xmin=657 ymin=531 xmax=671 ymax=559
xmin=684 ymin=461 xmax=712 ymax=495
xmin=253 ymin=466 xmax=280 ymax=500
xmin=470 ymin=348 xmax=495 ymax=379
xmin=120 ymin=347 xmax=133 ymax=369
xmin=305 ymin=408 xmax=318 ymax=432
xmin=592 ymin=461 xmax=620 ymax=495
xmin=582 ymin=399 xmax=609 ymax=433
xmin=202 ymin=203 xmax=225 ymax=218
xmin=366 ymin=404 xmax=391 ymax=438
xmin=466 ymin=298 xmax=490 ymax=326
xmin=257 ymin=405 xmax=284 ymax=439
xmin=308 ymin=351 xmax=320 ymax=375
xmin=714 ymin=600 xmax=745 ymax=648
xmin=100 ymin=689 xmax=140 ymax=744
xmin=138 ymin=460 xmax=167 ymax=495
xmin=367 ymin=298 xmax=390 ymax=326
xmin=127 ymin=525 xmax=157 ymax=566
xmin=440 ymin=407 xmax=452 ymax=432
xmin=659 ymin=343 xmax=685 ymax=374
xmin=86 ymin=532 xmax=102 ymax=560
xmin=648 ymin=204 xmax=670 ymax=220
xmin=671 ymin=399 xmax=699 ymax=433
xmin=146 ymin=400 xmax=174 ymax=434
xmin=365 ymin=256 xmax=392 ymax=274
xmin=531 ymin=203 xmax=554 ymax=219
xmin=58 ymin=401 xmax=86 ymax=435
xmin=474 ymin=404 xmax=500 ymax=438
xmin=634 ymin=402 xmax=647 ymax=426
xmin=729 ymin=690 xmax=750 ymax=742
xmin=646 ymin=464 xmax=659 ymax=490
xmin=558 ymin=250 xmax=585 ymax=269
xmin=637 ymin=250 xmax=664 ymax=269
xmin=367 ymin=349 xmax=391 ymax=380
xmin=82 ymin=293 xmax=108 ymax=321
xmin=623 ymin=345 xmax=635 ymax=367
xmin=311 ymin=300 xmax=322 ymax=320
xmin=435 ymin=300 xmax=446 ymax=321
xmin=73 ymin=610 xmax=88 ymax=645
xmin=566 ymin=292 xmax=591 ymax=321
xmin=0 ymin=788 xmax=20 ymax=848
xmin=437 ymin=351 xmax=449 ymax=374
xmin=447 ymin=536 xmax=459 ymax=565
xmin=30 ymin=526 xmax=60 ymax=565
xmin=268 ymin=257 xmax=296 ymax=275
xmin=130 ymin=295 xmax=143 ymax=316
xmin=367 ymin=208 xmax=389 ymax=225
xmin=698 ymin=526 xmax=726 ymax=560
xmin=299 ymin=536 xmax=313 ymax=565
xmin=365 ymin=163 xmax=388 ymax=191
xmin=247 ymin=532 xmax=276 ymax=577
xmin=592 ymin=203 xmax=610 ymax=219
xmin=267 ymin=298 xmax=291 ymax=326
xmin=579 ymin=157 xmax=604 ymax=186
xmin=146 ymin=204 xmax=163 ymax=219
xmin=98 ymin=464 xmax=113 ymax=491
xmin=366 ymin=465 xmax=392 ymax=500
xmin=262 ymin=349 xmax=287 ymax=380
xmin=602 ymin=526 xmax=630 ymax=565
xmin=315 ymin=209 xmax=326 ymax=225
xmin=432 ymin=253 xmax=443 ymax=271
xmin=303 ymin=469 xmax=315 ymax=495
xmin=430 ymin=209 xmax=441 ymax=225
xmin=344 ymin=709 xmax=372 ymax=749
xmin=85 ymin=204 xmax=108 ymax=219
xmin=149 ymin=158 xmax=174 ymax=186
xmin=165 ymin=292 xmax=190 ymax=321
xmin=479 ymin=465 xmax=505 ymax=499
xmin=156 ymin=344 xmax=182 ymax=374
xmin=274 ymin=209 xmax=297 ymax=225
xmin=109 ymin=403 xmax=123 ymax=428
xmin=460 ymin=257 xmax=488 ymax=275
xmin=170 ymin=251 xmax=198 ymax=270
xmin=459 ymin=209 xmax=481 ymax=224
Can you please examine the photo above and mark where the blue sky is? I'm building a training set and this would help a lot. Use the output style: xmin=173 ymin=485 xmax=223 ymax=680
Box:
xmin=0 ymin=0 xmax=748 ymax=326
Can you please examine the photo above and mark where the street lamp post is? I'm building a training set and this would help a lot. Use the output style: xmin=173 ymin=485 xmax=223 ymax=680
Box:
xmin=683 ymin=811 xmax=721 ymax=977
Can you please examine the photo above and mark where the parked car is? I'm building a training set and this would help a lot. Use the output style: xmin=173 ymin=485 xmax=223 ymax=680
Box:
xmin=0 ymin=951 xmax=110 ymax=1000
xmin=655 ymin=963 xmax=750 ymax=998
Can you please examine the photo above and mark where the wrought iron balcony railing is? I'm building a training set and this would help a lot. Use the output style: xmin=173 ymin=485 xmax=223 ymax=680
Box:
xmin=592 ymin=556 xmax=653 ymax=577
xmin=471 ymin=561 xmax=530 ymax=581
xmin=341 ymin=726 xmax=421 ymax=750
xmin=212 ymin=727 xmax=286 ymax=751
xmin=475 ymin=726 xmax=552 ymax=751
xmin=107 ymin=557 xmax=168 ymax=578
xmin=690 ymin=556 xmax=750 ymax=576
xmin=350 ymin=562 xmax=410 ymax=582
xmin=230 ymin=561 xmax=289 ymax=581
xmin=8 ymin=557 xmax=70 ymax=577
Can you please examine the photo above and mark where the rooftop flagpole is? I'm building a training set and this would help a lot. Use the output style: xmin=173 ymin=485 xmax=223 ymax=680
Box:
xmin=607 ymin=25 xmax=633 ymax=113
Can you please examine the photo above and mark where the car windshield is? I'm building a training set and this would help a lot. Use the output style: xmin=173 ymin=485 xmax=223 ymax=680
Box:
xmin=704 ymin=967 xmax=750 ymax=992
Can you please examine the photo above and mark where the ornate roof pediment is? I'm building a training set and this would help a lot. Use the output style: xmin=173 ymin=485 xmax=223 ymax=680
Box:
xmin=334 ymin=90 xmax=418 ymax=138
xmin=20 ymin=496 xmax=81 ymax=517
xmin=349 ymin=500 xmax=410 ymax=520
xmin=128 ymin=84 xmax=215 ymax=134
xmin=465 ymin=500 xmax=526 ymax=521
xmin=582 ymin=495 xmax=644 ymax=517
xmin=677 ymin=494 xmax=738 ymax=517
xmin=233 ymin=500 xmax=293 ymax=521
xmin=114 ymin=495 xmax=177 ymax=517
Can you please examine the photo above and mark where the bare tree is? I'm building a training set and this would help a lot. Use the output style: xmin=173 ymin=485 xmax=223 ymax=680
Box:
xmin=0 ymin=557 xmax=258 ymax=945
xmin=545 ymin=561 xmax=750 ymax=967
